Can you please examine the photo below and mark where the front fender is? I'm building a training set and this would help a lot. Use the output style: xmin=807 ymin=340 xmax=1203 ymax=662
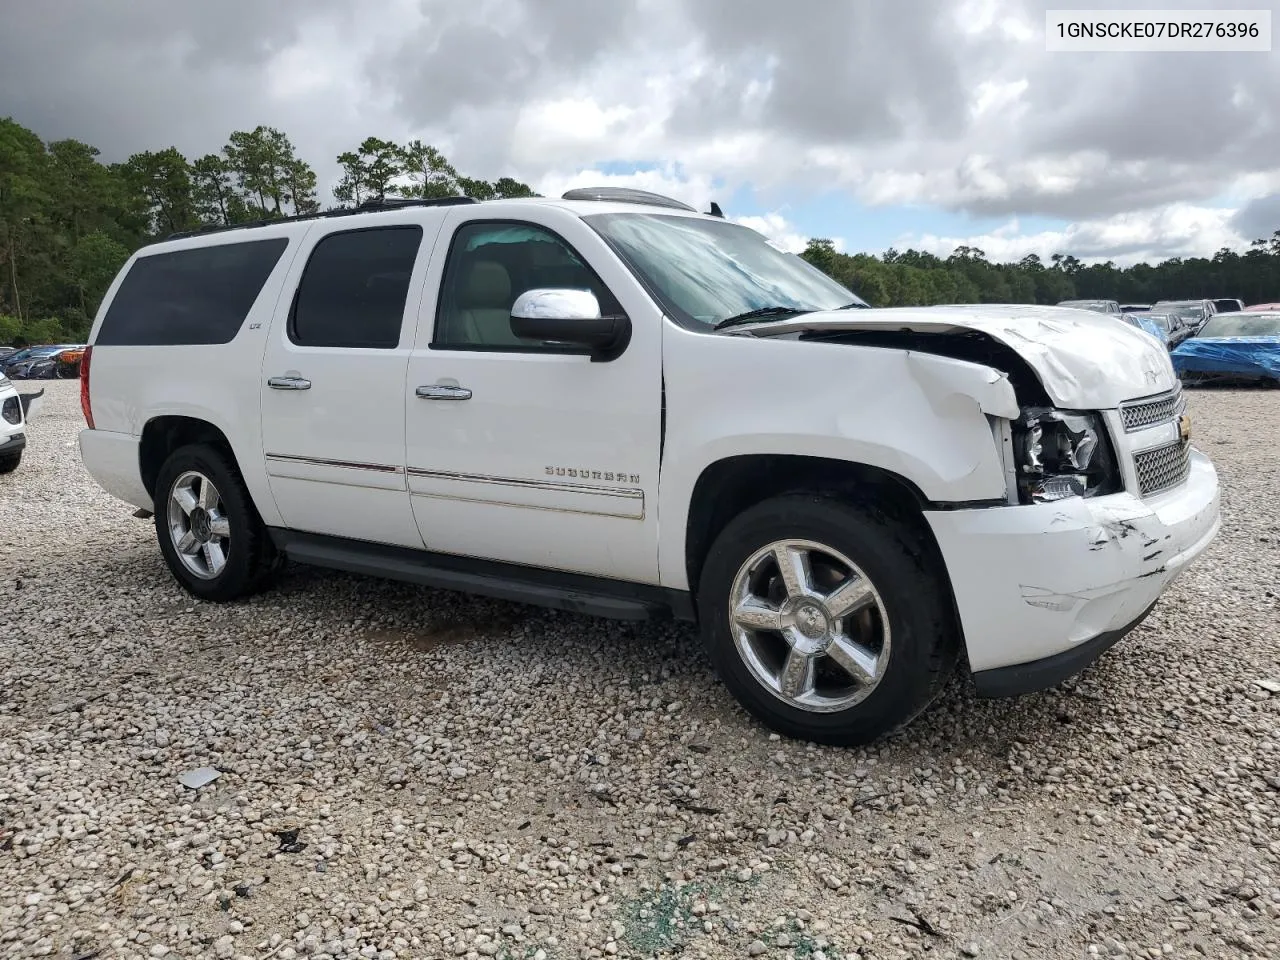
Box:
xmin=658 ymin=328 xmax=1016 ymax=590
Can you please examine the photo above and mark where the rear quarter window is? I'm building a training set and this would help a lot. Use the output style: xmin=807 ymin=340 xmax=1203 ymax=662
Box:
xmin=95 ymin=238 xmax=289 ymax=346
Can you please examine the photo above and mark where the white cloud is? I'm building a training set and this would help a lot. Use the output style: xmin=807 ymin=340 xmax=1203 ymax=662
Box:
xmin=3 ymin=0 xmax=1279 ymax=263
xmin=534 ymin=166 xmax=721 ymax=213
xmin=902 ymin=203 xmax=1248 ymax=266
xmin=732 ymin=213 xmax=812 ymax=253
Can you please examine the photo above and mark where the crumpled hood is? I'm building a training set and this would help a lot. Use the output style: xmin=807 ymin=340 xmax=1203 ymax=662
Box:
xmin=736 ymin=304 xmax=1178 ymax=409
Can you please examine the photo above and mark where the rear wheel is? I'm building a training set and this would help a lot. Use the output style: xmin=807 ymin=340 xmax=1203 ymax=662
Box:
xmin=154 ymin=444 xmax=280 ymax=601
xmin=698 ymin=493 xmax=959 ymax=745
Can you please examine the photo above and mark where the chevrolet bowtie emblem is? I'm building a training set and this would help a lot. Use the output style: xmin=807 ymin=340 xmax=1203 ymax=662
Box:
xmin=1178 ymin=413 xmax=1192 ymax=443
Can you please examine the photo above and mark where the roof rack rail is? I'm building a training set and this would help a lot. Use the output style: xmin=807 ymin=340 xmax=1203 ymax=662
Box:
xmin=561 ymin=187 xmax=697 ymax=212
xmin=164 ymin=194 xmax=480 ymax=241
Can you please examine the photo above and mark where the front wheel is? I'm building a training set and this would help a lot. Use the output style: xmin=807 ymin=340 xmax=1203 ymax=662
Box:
xmin=154 ymin=444 xmax=280 ymax=601
xmin=0 ymin=451 xmax=20 ymax=474
xmin=698 ymin=494 xmax=959 ymax=746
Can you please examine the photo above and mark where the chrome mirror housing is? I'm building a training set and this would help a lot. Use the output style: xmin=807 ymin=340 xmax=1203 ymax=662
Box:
xmin=511 ymin=288 xmax=602 ymax=321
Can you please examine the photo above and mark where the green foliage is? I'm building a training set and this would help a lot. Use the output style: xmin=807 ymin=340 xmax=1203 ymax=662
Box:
xmin=398 ymin=139 xmax=460 ymax=199
xmin=330 ymin=137 xmax=539 ymax=207
xmin=223 ymin=125 xmax=316 ymax=216
xmin=21 ymin=316 xmax=64 ymax=343
xmin=802 ymin=234 xmax=1280 ymax=307
xmin=71 ymin=230 xmax=129 ymax=307
xmin=0 ymin=314 xmax=20 ymax=342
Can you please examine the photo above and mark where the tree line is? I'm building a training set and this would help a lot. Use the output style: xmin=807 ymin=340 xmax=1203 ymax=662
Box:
xmin=799 ymin=238 xmax=1280 ymax=310
xmin=0 ymin=118 xmax=537 ymax=345
xmin=2 ymin=113 xmax=1277 ymax=347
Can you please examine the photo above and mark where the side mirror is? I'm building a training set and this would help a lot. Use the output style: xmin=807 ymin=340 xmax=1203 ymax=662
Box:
xmin=510 ymin=288 xmax=631 ymax=362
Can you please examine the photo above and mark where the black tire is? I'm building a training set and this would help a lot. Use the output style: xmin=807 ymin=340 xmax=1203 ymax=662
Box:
xmin=697 ymin=493 xmax=959 ymax=746
xmin=153 ymin=443 xmax=280 ymax=601
xmin=0 ymin=451 xmax=20 ymax=474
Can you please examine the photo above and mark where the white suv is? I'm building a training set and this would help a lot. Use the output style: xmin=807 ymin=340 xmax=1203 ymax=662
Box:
xmin=0 ymin=372 xmax=39 ymax=472
xmin=78 ymin=188 xmax=1221 ymax=744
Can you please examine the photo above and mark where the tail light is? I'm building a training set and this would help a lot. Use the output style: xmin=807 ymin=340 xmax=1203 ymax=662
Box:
xmin=80 ymin=345 xmax=94 ymax=428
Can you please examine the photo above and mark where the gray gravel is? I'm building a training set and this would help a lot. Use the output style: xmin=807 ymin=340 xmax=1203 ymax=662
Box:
xmin=2 ymin=381 xmax=1278 ymax=960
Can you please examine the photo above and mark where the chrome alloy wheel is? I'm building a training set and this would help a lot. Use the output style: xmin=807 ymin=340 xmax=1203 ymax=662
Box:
xmin=728 ymin=538 xmax=891 ymax=713
xmin=166 ymin=470 xmax=231 ymax=580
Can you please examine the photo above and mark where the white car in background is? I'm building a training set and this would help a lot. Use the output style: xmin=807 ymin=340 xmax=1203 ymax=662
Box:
xmin=0 ymin=372 xmax=42 ymax=473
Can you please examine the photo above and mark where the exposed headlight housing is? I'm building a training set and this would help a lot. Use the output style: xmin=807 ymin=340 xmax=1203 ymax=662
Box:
xmin=1012 ymin=408 xmax=1119 ymax=503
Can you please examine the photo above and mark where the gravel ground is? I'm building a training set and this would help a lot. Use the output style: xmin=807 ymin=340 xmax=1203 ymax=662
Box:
xmin=1 ymin=381 xmax=1278 ymax=960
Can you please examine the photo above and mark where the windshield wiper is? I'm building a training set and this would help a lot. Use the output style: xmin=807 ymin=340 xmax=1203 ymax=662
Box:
xmin=713 ymin=306 xmax=807 ymax=330
xmin=835 ymin=301 xmax=870 ymax=310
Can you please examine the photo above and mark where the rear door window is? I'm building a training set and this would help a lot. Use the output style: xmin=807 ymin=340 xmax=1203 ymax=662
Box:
xmin=96 ymin=238 xmax=289 ymax=346
xmin=289 ymin=227 xmax=423 ymax=349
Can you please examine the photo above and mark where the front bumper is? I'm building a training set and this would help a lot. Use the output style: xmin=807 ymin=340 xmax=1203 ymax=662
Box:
xmin=924 ymin=448 xmax=1220 ymax=693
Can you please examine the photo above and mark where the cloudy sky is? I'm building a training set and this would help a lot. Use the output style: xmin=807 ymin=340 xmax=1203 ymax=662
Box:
xmin=2 ymin=0 xmax=1278 ymax=264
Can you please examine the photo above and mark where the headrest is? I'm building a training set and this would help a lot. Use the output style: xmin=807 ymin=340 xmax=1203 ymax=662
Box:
xmin=460 ymin=260 xmax=511 ymax=309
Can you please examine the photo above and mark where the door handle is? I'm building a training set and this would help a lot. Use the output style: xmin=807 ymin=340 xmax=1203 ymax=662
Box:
xmin=416 ymin=384 xmax=472 ymax=400
xmin=268 ymin=376 xmax=311 ymax=391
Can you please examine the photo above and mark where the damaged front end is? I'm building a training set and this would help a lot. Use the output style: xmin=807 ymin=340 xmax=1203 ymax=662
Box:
xmin=800 ymin=326 xmax=1126 ymax=505
xmin=1011 ymin=407 xmax=1120 ymax=504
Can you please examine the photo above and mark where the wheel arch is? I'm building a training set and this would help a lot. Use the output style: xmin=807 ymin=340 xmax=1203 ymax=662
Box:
xmin=681 ymin=454 xmax=961 ymax=630
xmin=139 ymin=415 xmax=238 ymax=502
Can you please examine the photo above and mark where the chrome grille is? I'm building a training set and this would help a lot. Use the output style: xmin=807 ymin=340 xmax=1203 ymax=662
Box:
xmin=1133 ymin=440 xmax=1191 ymax=496
xmin=1119 ymin=389 xmax=1184 ymax=432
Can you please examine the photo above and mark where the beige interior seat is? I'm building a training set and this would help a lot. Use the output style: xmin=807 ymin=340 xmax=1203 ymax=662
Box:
xmin=455 ymin=260 xmax=520 ymax=345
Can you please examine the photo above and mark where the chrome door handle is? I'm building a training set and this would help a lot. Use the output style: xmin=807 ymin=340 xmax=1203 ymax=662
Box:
xmin=416 ymin=384 xmax=472 ymax=400
xmin=268 ymin=376 xmax=311 ymax=390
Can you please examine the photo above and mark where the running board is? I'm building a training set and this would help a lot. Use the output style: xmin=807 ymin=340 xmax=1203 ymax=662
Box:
xmin=269 ymin=528 xmax=695 ymax=622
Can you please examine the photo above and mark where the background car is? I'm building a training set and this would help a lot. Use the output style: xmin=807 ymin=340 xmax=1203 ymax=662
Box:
xmin=1171 ymin=311 xmax=1280 ymax=385
xmin=1119 ymin=312 xmax=1170 ymax=347
xmin=1152 ymin=299 xmax=1216 ymax=337
xmin=1056 ymin=298 xmax=1121 ymax=314
xmin=53 ymin=346 xmax=87 ymax=378
xmin=1119 ymin=303 xmax=1152 ymax=313
xmin=1 ymin=344 xmax=83 ymax=379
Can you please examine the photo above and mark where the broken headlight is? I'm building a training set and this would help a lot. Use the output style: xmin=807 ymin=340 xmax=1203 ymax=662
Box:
xmin=1012 ymin=408 xmax=1119 ymax=504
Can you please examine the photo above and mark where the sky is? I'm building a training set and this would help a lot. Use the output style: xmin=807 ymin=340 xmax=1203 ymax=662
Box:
xmin=2 ymin=0 xmax=1278 ymax=265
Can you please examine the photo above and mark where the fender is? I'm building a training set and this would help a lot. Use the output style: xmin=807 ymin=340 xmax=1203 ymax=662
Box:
xmin=657 ymin=326 xmax=1017 ymax=590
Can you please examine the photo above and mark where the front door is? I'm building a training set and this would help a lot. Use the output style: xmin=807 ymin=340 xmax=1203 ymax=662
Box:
xmin=404 ymin=207 xmax=663 ymax=583
xmin=260 ymin=219 xmax=440 ymax=548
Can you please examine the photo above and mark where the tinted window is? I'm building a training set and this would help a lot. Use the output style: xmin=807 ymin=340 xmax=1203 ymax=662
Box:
xmin=433 ymin=221 xmax=621 ymax=349
xmin=291 ymin=227 xmax=422 ymax=349
xmin=1197 ymin=313 xmax=1280 ymax=338
xmin=96 ymin=238 xmax=288 ymax=346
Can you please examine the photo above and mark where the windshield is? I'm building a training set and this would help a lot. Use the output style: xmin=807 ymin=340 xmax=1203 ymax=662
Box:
xmin=4 ymin=347 xmax=58 ymax=363
xmin=1196 ymin=313 xmax=1280 ymax=338
xmin=584 ymin=213 xmax=863 ymax=328
xmin=1154 ymin=302 xmax=1206 ymax=319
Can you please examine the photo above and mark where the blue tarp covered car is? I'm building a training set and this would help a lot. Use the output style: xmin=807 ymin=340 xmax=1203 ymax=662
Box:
xmin=1120 ymin=312 xmax=1171 ymax=347
xmin=1171 ymin=312 xmax=1280 ymax=384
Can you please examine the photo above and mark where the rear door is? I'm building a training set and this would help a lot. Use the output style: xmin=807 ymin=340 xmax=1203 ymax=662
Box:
xmin=259 ymin=214 xmax=447 ymax=547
